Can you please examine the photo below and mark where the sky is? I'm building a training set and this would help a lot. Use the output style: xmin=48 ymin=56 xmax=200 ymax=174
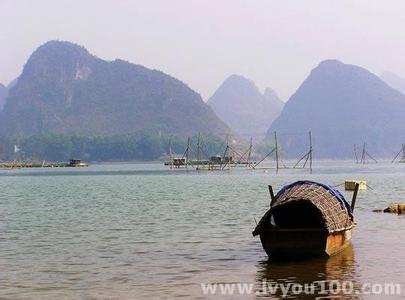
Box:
xmin=1 ymin=0 xmax=405 ymax=101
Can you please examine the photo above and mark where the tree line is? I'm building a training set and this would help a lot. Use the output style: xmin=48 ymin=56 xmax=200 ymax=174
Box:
xmin=0 ymin=131 xmax=226 ymax=162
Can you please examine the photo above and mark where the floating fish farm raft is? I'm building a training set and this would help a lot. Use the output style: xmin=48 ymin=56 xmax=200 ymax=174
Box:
xmin=0 ymin=159 xmax=89 ymax=169
xmin=165 ymin=131 xmax=314 ymax=172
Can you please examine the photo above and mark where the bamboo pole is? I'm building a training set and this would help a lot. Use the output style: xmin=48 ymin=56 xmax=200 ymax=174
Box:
xmin=185 ymin=137 xmax=191 ymax=168
xmin=365 ymin=149 xmax=378 ymax=163
xmin=392 ymin=144 xmax=405 ymax=163
xmin=293 ymin=151 xmax=308 ymax=168
xmin=361 ymin=142 xmax=366 ymax=164
xmin=268 ymin=185 xmax=275 ymax=206
xmin=401 ymin=144 xmax=405 ymax=162
xmin=169 ymin=138 xmax=173 ymax=169
xmin=354 ymin=144 xmax=359 ymax=164
xmin=309 ymin=131 xmax=313 ymax=174
xmin=247 ymin=137 xmax=253 ymax=169
xmin=274 ymin=131 xmax=279 ymax=173
xmin=351 ymin=183 xmax=360 ymax=211
xmin=253 ymin=148 xmax=275 ymax=169
xmin=196 ymin=132 xmax=201 ymax=169
xmin=221 ymin=135 xmax=230 ymax=170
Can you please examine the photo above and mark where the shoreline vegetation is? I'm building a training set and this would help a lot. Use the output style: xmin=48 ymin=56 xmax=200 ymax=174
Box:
xmin=1 ymin=131 xmax=402 ymax=164
xmin=0 ymin=131 xmax=226 ymax=162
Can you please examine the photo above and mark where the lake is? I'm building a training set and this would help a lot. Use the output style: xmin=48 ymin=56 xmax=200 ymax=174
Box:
xmin=1 ymin=161 xmax=405 ymax=299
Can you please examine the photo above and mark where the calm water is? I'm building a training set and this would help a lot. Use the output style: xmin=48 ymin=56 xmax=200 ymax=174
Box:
xmin=1 ymin=161 xmax=405 ymax=299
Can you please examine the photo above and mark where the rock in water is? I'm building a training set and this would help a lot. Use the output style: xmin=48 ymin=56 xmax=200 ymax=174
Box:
xmin=373 ymin=204 xmax=405 ymax=214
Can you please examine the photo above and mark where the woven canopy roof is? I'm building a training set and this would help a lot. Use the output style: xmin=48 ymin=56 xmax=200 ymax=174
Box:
xmin=253 ymin=181 xmax=354 ymax=236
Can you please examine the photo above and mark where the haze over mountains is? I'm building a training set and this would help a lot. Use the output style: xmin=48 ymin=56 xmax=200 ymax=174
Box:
xmin=0 ymin=41 xmax=230 ymax=138
xmin=208 ymin=75 xmax=284 ymax=138
xmin=2 ymin=41 xmax=405 ymax=160
xmin=0 ymin=83 xmax=7 ymax=111
xmin=269 ymin=60 xmax=405 ymax=158
xmin=380 ymin=72 xmax=405 ymax=95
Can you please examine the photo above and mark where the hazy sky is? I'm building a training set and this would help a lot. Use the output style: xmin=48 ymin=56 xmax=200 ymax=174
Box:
xmin=1 ymin=0 xmax=405 ymax=100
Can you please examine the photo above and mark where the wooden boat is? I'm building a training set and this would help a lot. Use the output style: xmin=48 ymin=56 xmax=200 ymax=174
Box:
xmin=253 ymin=181 xmax=359 ymax=258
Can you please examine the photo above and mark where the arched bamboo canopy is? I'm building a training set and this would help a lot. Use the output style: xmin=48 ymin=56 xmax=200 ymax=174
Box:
xmin=253 ymin=181 xmax=354 ymax=236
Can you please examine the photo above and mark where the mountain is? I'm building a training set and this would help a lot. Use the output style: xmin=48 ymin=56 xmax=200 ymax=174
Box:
xmin=207 ymin=75 xmax=283 ymax=138
xmin=380 ymin=72 xmax=405 ymax=95
xmin=263 ymin=87 xmax=284 ymax=115
xmin=0 ymin=83 xmax=7 ymax=111
xmin=7 ymin=78 xmax=18 ymax=89
xmin=0 ymin=41 xmax=230 ymax=137
xmin=268 ymin=60 xmax=405 ymax=158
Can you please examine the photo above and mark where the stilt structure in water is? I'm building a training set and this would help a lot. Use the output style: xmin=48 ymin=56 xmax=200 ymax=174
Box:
xmin=168 ymin=138 xmax=174 ymax=169
xmin=293 ymin=131 xmax=313 ymax=173
xmin=355 ymin=143 xmax=377 ymax=164
xmin=184 ymin=137 xmax=191 ymax=169
xmin=252 ymin=132 xmax=277 ymax=170
xmin=196 ymin=132 xmax=202 ymax=169
xmin=354 ymin=144 xmax=359 ymax=164
xmin=252 ymin=131 xmax=313 ymax=173
xmin=207 ymin=134 xmax=256 ymax=171
xmin=392 ymin=144 xmax=405 ymax=163
xmin=252 ymin=131 xmax=288 ymax=171
xmin=164 ymin=133 xmax=256 ymax=170
xmin=165 ymin=131 xmax=314 ymax=173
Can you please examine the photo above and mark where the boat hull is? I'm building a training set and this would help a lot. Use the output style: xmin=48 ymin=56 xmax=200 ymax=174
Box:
xmin=259 ymin=228 xmax=353 ymax=258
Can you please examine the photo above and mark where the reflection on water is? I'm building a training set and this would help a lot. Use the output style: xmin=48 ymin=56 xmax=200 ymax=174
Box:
xmin=256 ymin=246 xmax=359 ymax=299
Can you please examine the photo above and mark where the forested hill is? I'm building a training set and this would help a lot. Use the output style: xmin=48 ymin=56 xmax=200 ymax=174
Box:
xmin=0 ymin=40 xmax=230 ymax=138
xmin=268 ymin=60 xmax=405 ymax=158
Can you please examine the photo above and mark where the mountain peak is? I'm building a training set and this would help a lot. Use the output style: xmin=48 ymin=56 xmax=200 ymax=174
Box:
xmin=312 ymin=59 xmax=376 ymax=79
xmin=27 ymin=40 xmax=91 ymax=66
xmin=35 ymin=40 xmax=90 ymax=56
xmin=208 ymin=75 xmax=283 ymax=138
xmin=218 ymin=74 xmax=258 ymax=93
xmin=225 ymin=74 xmax=253 ymax=83
xmin=317 ymin=59 xmax=344 ymax=67
xmin=311 ymin=59 xmax=359 ymax=76
xmin=0 ymin=40 xmax=229 ymax=137
xmin=20 ymin=40 xmax=94 ymax=84
xmin=268 ymin=60 xmax=405 ymax=158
